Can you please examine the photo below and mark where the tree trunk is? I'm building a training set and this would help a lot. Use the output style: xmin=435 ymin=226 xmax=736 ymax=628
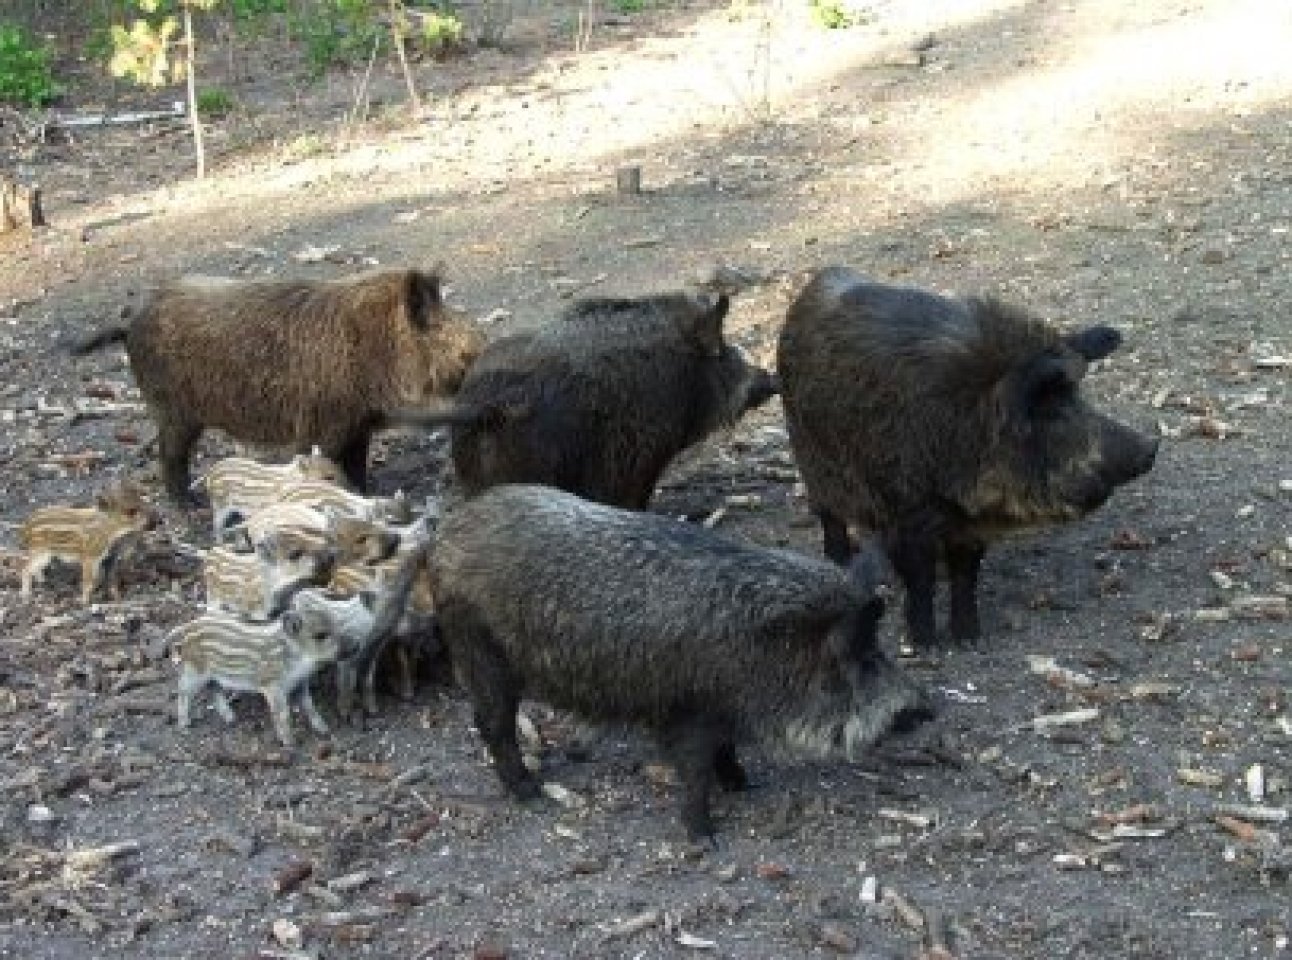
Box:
xmin=389 ymin=0 xmax=422 ymax=113
xmin=0 ymin=177 xmax=46 ymax=232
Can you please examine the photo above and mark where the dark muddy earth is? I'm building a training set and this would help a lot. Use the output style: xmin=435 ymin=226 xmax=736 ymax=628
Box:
xmin=0 ymin=0 xmax=1289 ymax=957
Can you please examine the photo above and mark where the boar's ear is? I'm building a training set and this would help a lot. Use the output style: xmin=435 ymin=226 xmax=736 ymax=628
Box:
xmin=403 ymin=270 xmax=443 ymax=331
xmin=281 ymin=611 xmax=303 ymax=640
xmin=680 ymin=293 xmax=729 ymax=357
xmin=1065 ymin=325 xmax=1122 ymax=362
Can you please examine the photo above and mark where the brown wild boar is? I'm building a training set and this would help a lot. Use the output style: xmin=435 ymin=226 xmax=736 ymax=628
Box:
xmin=70 ymin=269 xmax=485 ymax=500
xmin=778 ymin=266 xmax=1158 ymax=648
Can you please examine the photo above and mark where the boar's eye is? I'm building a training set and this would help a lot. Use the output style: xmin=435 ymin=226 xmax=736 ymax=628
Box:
xmin=1018 ymin=357 xmax=1078 ymax=422
xmin=288 ymin=549 xmax=304 ymax=562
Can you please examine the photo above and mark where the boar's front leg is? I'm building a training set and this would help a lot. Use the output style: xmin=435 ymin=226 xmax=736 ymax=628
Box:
xmin=885 ymin=527 xmax=939 ymax=649
xmin=713 ymin=741 xmax=749 ymax=792
xmin=156 ymin=412 xmax=202 ymax=505
xmin=944 ymin=532 xmax=985 ymax=643
xmin=336 ymin=431 xmax=371 ymax=493
xmin=815 ymin=507 xmax=854 ymax=566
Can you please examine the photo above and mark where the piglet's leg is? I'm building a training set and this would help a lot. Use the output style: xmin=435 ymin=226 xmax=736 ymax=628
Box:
xmin=263 ymin=686 xmax=295 ymax=748
xmin=297 ymin=685 xmax=331 ymax=736
xmin=176 ymin=668 xmax=204 ymax=729
xmin=213 ymin=689 xmax=237 ymax=724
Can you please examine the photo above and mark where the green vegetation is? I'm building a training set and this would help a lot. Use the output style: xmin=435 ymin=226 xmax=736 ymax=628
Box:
xmin=808 ymin=0 xmax=861 ymax=29
xmin=0 ymin=23 xmax=60 ymax=107
xmin=610 ymin=0 xmax=647 ymax=14
xmin=418 ymin=9 xmax=464 ymax=54
xmin=197 ymin=86 xmax=235 ymax=115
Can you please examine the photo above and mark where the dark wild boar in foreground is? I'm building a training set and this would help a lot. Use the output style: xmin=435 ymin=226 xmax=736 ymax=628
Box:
xmin=778 ymin=266 xmax=1158 ymax=648
xmin=399 ymin=292 xmax=777 ymax=508
xmin=430 ymin=484 xmax=935 ymax=842
xmin=71 ymin=269 xmax=484 ymax=500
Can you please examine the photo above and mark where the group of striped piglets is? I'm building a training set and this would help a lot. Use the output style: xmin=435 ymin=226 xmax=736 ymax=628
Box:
xmin=172 ymin=452 xmax=439 ymax=747
xmin=55 ymin=263 xmax=1158 ymax=841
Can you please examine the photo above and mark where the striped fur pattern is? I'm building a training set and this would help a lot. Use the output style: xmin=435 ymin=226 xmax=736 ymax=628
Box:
xmin=199 ymin=448 xmax=346 ymax=533
xmin=223 ymin=502 xmax=332 ymax=551
xmin=171 ymin=605 xmax=348 ymax=747
xmin=272 ymin=481 xmax=412 ymax=524
xmin=19 ymin=482 xmax=158 ymax=603
xmin=202 ymin=529 xmax=336 ymax=619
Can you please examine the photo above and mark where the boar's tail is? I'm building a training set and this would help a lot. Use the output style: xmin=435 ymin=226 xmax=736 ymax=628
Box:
xmin=67 ymin=325 xmax=129 ymax=356
xmin=384 ymin=401 xmax=531 ymax=431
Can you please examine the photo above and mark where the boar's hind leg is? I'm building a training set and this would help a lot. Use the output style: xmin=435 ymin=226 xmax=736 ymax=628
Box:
xmin=815 ymin=507 xmax=854 ymax=566
xmin=157 ymin=415 xmax=202 ymax=504
xmin=659 ymin=721 xmax=730 ymax=843
xmin=713 ymin=741 xmax=749 ymax=792
xmin=885 ymin=529 xmax=939 ymax=649
xmin=944 ymin=534 xmax=985 ymax=643
xmin=459 ymin=648 xmax=540 ymax=799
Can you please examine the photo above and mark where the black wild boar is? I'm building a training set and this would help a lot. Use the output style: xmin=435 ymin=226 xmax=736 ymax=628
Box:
xmin=70 ymin=269 xmax=485 ymax=500
xmin=401 ymin=292 xmax=777 ymax=508
xmin=778 ymin=266 xmax=1159 ymax=648
xmin=430 ymin=484 xmax=935 ymax=842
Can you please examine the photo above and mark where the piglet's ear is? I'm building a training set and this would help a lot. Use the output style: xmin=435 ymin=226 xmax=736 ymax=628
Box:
xmin=403 ymin=270 xmax=443 ymax=331
xmin=1066 ymin=325 xmax=1122 ymax=362
xmin=281 ymin=612 xmax=303 ymax=639
xmin=680 ymin=293 xmax=729 ymax=357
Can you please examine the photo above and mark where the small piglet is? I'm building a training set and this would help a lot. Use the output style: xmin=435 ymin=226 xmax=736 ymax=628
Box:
xmin=19 ymin=482 xmax=159 ymax=603
xmin=202 ymin=529 xmax=335 ymax=619
xmin=295 ymin=522 xmax=430 ymax=721
xmin=197 ymin=448 xmax=346 ymax=533
xmin=171 ymin=602 xmax=356 ymax=747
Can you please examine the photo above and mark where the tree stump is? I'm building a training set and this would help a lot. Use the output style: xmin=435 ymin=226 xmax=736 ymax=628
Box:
xmin=615 ymin=165 xmax=642 ymax=195
xmin=1 ymin=177 xmax=46 ymax=233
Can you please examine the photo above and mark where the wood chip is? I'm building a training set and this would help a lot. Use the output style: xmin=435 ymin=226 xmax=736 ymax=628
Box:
xmin=1178 ymin=768 xmax=1225 ymax=788
xmin=271 ymin=860 xmax=314 ymax=896
xmin=602 ymin=910 xmax=661 ymax=941
xmin=1024 ymin=707 xmax=1101 ymax=734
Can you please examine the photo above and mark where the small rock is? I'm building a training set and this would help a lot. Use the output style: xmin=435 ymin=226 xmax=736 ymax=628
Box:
xmin=271 ymin=918 xmax=303 ymax=949
xmin=819 ymin=923 xmax=856 ymax=953
xmin=27 ymin=803 xmax=55 ymax=823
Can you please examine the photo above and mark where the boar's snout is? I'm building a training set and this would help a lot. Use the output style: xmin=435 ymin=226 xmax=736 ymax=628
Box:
xmin=1095 ymin=422 xmax=1159 ymax=495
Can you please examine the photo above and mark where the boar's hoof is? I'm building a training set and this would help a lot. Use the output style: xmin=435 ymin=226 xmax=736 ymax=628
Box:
xmin=888 ymin=703 xmax=937 ymax=737
xmin=505 ymin=772 xmax=544 ymax=802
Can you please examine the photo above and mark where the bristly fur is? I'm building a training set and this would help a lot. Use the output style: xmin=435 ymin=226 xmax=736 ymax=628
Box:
xmin=70 ymin=268 xmax=485 ymax=499
xmin=432 ymin=484 xmax=933 ymax=840
xmin=777 ymin=266 xmax=1157 ymax=648
xmin=442 ymin=291 xmax=777 ymax=508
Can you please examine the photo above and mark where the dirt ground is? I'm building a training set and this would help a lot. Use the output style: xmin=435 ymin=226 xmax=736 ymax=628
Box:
xmin=0 ymin=0 xmax=1289 ymax=957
